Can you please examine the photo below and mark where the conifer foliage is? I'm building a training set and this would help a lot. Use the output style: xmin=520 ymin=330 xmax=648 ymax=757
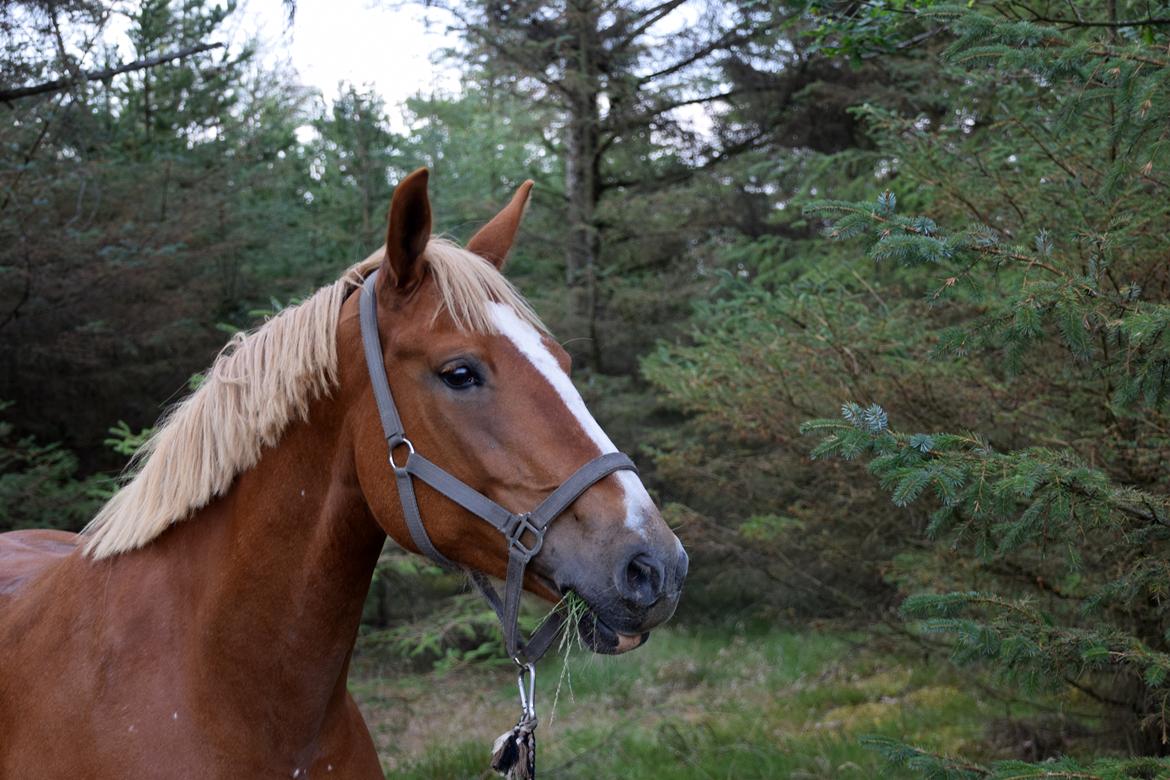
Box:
xmin=796 ymin=3 xmax=1170 ymax=774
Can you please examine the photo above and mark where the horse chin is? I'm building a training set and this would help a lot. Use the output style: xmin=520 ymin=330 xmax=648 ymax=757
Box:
xmin=575 ymin=610 xmax=650 ymax=655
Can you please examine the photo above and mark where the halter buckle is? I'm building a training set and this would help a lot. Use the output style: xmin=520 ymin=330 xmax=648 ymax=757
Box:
xmin=503 ymin=513 xmax=544 ymax=560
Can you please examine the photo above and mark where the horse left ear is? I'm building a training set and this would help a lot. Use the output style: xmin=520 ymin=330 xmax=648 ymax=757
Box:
xmin=383 ymin=167 xmax=432 ymax=290
xmin=466 ymin=180 xmax=534 ymax=270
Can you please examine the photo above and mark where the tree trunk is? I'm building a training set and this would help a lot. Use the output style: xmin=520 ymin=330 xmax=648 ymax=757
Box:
xmin=563 ymin=0 xmax=603 ymax=370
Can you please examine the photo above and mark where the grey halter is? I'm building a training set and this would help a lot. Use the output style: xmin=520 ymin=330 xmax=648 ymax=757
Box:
xmin=359 ymin=269 xmax=638 ymax=664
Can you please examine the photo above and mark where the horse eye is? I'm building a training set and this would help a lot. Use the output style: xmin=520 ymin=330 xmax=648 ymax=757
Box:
xmin=439 ymin=365 xmax=482 ymax=390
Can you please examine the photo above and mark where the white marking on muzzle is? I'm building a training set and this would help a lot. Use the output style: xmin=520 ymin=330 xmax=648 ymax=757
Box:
xmin=490 ymin=303 xmax=654 ymax=534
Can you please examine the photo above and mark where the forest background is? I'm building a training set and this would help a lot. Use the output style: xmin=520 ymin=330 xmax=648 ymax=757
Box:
xmin=5 ymin=1 xmax=1170 ymax=777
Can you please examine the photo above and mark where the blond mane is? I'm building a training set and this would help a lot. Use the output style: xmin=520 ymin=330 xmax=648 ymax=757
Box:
xmin=82 ymin=238 xmax=544 ymax=559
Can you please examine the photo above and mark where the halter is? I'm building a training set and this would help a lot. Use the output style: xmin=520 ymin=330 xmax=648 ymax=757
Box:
xmin=359 ymin=270 xmax=638 ymax=665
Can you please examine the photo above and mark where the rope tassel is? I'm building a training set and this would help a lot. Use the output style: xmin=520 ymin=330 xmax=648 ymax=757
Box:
xmin=490 ymin=713 xmax=537 ymax=779
xmin=492 ymin=663 xmax=538 ymax=779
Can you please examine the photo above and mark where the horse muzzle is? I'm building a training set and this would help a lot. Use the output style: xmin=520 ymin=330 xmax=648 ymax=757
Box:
xmin=562 ymin=543 xmax=688 ymax=655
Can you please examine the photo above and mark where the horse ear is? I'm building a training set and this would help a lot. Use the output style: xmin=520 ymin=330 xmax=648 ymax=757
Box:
xmin=466 ymin=180 xmax=534 ymax=270
xmin=382 ymin=168 xmax=432 ymax=290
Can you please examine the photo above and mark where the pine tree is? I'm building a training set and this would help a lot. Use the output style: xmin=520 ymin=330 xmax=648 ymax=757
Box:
xmin=411 ymin=0 xmax=778 ymax=368
xmin=0 ymin=1 xmax=306 ymax=468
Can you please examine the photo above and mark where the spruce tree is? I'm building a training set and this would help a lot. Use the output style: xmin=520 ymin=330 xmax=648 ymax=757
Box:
xmin=647 ymin=1 xmax=1170 ymax=773
xmin=796 ymin=3 xmax=1170 ymax=773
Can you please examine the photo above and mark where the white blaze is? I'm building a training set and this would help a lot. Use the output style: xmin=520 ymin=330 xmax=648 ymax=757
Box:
xmin=489 ymin=303 xmax=654 ymax=534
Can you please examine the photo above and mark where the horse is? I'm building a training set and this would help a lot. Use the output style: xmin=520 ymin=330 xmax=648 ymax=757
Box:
xmin=0 ymin=169 xmax=687 ymax=778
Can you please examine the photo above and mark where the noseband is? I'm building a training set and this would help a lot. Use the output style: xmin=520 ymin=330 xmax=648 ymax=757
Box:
xmin=359 ymin=270 xmax=638 ymax=664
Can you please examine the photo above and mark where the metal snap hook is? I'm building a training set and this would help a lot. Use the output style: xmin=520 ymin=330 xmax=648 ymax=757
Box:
xmin=516 ymin=662 xmax=536 ymax=720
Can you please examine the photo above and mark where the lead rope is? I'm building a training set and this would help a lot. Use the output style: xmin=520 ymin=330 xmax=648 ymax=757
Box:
xmin=491 ymin=662 xmax=539 ymax=779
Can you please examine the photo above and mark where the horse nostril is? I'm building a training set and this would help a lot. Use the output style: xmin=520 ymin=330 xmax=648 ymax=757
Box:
xmin=620 ymin=552 xmax=664 ymax=608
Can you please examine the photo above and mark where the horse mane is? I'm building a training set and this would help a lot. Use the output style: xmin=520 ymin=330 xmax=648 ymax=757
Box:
xmin=82 ymin=238 xmax=544 ymax=559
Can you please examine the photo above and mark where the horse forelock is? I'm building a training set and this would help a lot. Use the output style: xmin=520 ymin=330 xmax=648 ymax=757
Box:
xmin=81 ymin=239 xmax=543 ymax=559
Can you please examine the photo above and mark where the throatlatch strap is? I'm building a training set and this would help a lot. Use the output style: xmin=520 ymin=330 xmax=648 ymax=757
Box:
xmin=359 ymin=269 xmax=638 ymax=663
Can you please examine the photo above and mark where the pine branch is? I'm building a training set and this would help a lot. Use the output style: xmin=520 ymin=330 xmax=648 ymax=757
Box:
xmin=0 ymin=42 xmax=225 ymax=103
xmin=1084 ymin=48 xmax=1170 ymax=67
xmin=1023 ymin=13 xmax=1170 ymax=29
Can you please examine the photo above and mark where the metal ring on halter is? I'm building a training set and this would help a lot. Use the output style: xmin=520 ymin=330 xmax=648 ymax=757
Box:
xmin=388 ymin=437 xmax=415 ymax=469
xmin=516 ymin=663 xmax=536 ymax=720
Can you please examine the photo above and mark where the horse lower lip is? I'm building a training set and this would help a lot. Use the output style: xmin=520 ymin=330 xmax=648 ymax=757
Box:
xmin=576 ymin=610 xmax=648 ymax=654
xmin=614 ymin=631 xmax=647 ymax=653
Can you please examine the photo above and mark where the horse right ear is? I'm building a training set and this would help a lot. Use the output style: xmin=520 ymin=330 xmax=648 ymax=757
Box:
xmin=382 ymin=168 xmax=432 ymax=290
xmin=466 ymin=179 xmax=534 ymax=270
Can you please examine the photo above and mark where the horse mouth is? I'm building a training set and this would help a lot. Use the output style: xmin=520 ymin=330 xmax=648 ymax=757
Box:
xmin=544 ymin=580 xmax=649 ymax=655
xmin=575 ymin=611 xmax=649 ymax=655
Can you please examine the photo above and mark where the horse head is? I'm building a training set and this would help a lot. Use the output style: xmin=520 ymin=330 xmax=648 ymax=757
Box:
xmin=348 ymin=169 xmax=687 ymax=654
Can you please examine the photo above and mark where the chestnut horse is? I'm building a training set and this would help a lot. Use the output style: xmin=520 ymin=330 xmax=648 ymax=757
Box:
xmin=0 ymin=169 xmax=686 ymax=778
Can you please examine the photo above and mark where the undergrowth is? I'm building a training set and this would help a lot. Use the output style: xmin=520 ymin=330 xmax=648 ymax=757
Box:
xmin=349 ymin=625 xmax=1113 ymax=779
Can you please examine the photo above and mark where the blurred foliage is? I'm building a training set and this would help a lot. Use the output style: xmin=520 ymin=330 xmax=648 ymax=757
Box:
xmin=358 ymin=547 xmax=506 ymax=673
xmin=0 ymin=401 xmax=104 ymax=532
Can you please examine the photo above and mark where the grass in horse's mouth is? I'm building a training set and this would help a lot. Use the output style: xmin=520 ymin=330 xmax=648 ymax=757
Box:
xmin=548 ymin=590 xmax=591 ymax=722
xmin=539 ymin=585 xmax=646 ymax=655
xmin=561 ymin=589 xmax=591 ymax=622
xmin=536 ymin=584 xmax=590 ymax=629
xmin=535 ymin=588 xmax=592 ymax=646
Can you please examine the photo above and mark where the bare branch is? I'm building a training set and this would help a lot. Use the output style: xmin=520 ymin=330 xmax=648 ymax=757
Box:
xmin=636 ymin=26 xmax=763 ymax=85
xmin=606 ymin=0 xmax=687 ymax=49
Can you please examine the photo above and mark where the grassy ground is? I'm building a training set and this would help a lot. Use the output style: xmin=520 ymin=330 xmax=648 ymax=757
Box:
xmin=348 ymin=626 xmax=1004 ymax=779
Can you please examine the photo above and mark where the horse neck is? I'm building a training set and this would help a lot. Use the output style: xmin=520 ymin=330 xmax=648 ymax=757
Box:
xmin=167 ymin=382 xmax=386 ymax=747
